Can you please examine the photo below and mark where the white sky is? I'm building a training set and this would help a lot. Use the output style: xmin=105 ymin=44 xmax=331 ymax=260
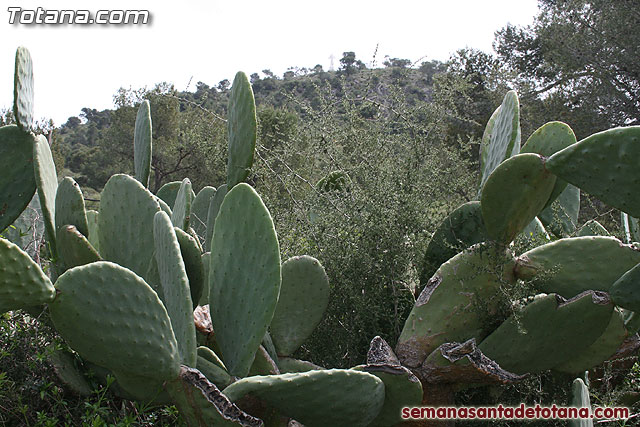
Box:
xmin=1 ymin=0 xmax=539 ymax=125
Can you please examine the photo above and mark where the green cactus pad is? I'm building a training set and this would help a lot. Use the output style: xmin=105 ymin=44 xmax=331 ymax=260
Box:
xmin=13 ymin=47 xmax=34 ymax=132
xmin=33 ymin=134 xmax=58 ymax=251
xmin=521 ymin=121 xmax=576 ymax=208
xmin=113 ymin=370 xmax=171 ymax=404
xmin=172 ymin=178 xmax=193 ymax=230
xmin=156 ymin=181 xmax=182 ymax=207
xmin=270 ymin=255 xmax=329 ymax=357
xmin=166 ymin=366 xmax=263 ymax=427
xmin=514 ymin=236 xmax=640 ymax=298
xmin=261 ymin=331 xmax=279 ymax=365
xmin=154 ymin=211 xmax=197 ymax=367
xmin=577 ymin=219 xmax=609 ymax=237
xmin=569 ymin=378 xmax=593 ymax=427
xmin=249 ymin=345 xmax=280 ymax=376
xmin=481 ymin=153 xmax=556 ymax=244
xmin=55 ymin=177 xmax=88 ymax=238
xmin=397 ymin=243 xmax=515 ymax=368
xmin=153 ymin=194 xmax=172 ymax=216
xmin=47 ymin=346 xmax=93 ymax=396
xmin=200 ymin=252 xmax=210 ymax=306
xmin=610 ymin=263 xmax=640 ymax=312
xmin=187 ymin=227 xmax=203 ymax=252
xmin=277 ymin=357 xmax=324 ymax=373
xmin=622 ymin=212 xmax=640 ymax=243
xmin=624 ymin=310 xmax=640 ymax=335
xmin=49 ymin=261 xmax=181 ymax=380
xmin=197 ymin=345 xmax=227 ymax=370
xmin=209 ymin=183 xmax=281 ymax=377
xmin=0 ymin=125 xmax=37 ymax=232
xmin=223 ymin=369 xmax=385 ymax=427
xmin=191 ymin=186 xmax=216 ymax=244
xmin=175 ymin=227 xmax=204 ymax=309
xmin=134 ymin=100 xmax=152 ymax=188
xmin=521 ymin=217 xmax=550 ymax=241
xmin=85 ymin=209 xmax=100 ymax=252
xmin=478 ymin=292 xmax=614 ymax=374
xmin=419 ymin=201 xmax=489 ymax=286
xmin=57 ymin=225 xmax=101 ymax=269
xmin=353 ymin=364 xmax=422 ymax=427
xmin=546 ymin=126 xmax=640 ymax=217
xmin=98 ymin=174 xmax=160 ymax=291
xmin=554 ymin=308 xmax=628 ymax=374
xmin=227 ymin=72 xmax=257 ymax=189
xmin=197 ymin=355 xmax=232 ymax=388
xmin=479 ymin=90 xmax=521 ymax=189
xmin=538 ymin=184 xmax=580 ymax=238
xmin=205 ymin=184 xmax=227 ymax=251
xmin=0 ymin=237 xmax=54 ymax=313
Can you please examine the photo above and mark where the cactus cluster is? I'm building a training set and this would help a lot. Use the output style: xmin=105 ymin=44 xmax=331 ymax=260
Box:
xmin=0 ymin=47 xmax=423 ymax=426
xmin=3 ymin=47 xmax=639 ymax=424
xmin=405 ymin=90 xmax=640 ymax=411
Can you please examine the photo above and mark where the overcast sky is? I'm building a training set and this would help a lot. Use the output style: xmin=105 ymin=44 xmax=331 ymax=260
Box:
xmin=1 ymin=0 xmax=539 ymax=125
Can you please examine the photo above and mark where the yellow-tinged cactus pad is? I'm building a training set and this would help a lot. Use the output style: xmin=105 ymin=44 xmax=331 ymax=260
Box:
xmin=223 ymin=369 xmax=385 ymax=427
xmin=49 ymin=261 xmax=181 ymax=380
xmin=481 ymin=153 xmax=556 ymax=244
xmin=515 ymin=236 xmax=640 ymax=298
xmin=397 ymin=243 xmax=515 ymax=368
xmin=209 ymin=183 xmax=281 ymax=378
xmin=0 ymin=237 xmax=54 ymax=313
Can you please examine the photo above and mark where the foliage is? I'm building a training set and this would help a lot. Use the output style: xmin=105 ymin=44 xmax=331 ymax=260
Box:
xmin=251 ymin=69 xmax=477 ymax=368
xmin=493 ymin=0 xmax=640 ymax=138
xmin=0 ymin=311 xmax=181 ymax=426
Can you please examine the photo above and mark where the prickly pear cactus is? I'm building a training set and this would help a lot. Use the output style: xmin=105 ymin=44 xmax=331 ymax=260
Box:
xmin=134 ymin=100 xmax=152 ymax=187
xmin=227 ymin=72 xmax=257 ymax=189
